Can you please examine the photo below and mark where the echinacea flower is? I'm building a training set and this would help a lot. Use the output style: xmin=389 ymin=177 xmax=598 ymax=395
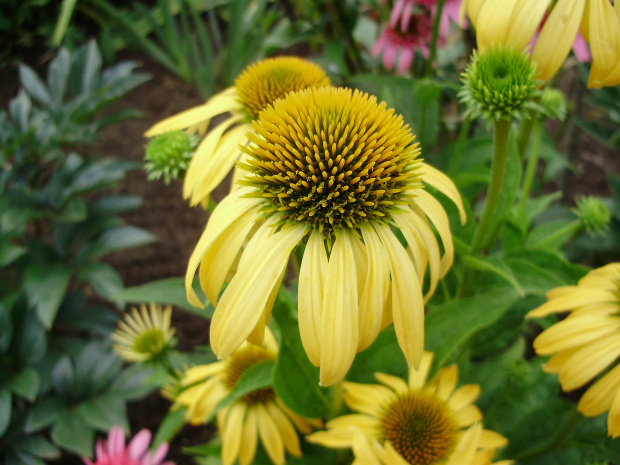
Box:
xmin=186 ymin=86 xmax=466 ymax=386
xmin=460 ymin=0 xmax=620 ymax=87
xmin=83 ymin=426 xmax=174 ymax=465
xmin=373 ymin=14 xmax=433 ymax=73
xmin=112 ymin=303 xmax=175 ymax=363
xmin=172 ymin=328 xmax=318 ymax=465
xmin=307 ymin=352 xmax=510 ymax=465
xmin=527 ymin=263 xmax=620 ymax=438
xmin=390 ymin=0 xmax=463 ymax=38
xmin=145 ymin=57 xmax=330 ymax=206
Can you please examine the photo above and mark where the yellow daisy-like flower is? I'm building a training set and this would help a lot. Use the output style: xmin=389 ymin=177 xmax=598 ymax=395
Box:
xmin=527 ymin=262 xmax=620 ymax=438
xmin=460 ymin=0 xmax=620 ymax=87
xmin=145 ymin=57 xmax=330 ymax=206
xmin=307 ymin=352 xmax=510 ymax=465
xmin=172 ymin=328 xmax=318 ymax=465
xmin=186 ymin=86 xmax=466 ymax=386
xmin=112 ymin=303 xmax=175 ymax=362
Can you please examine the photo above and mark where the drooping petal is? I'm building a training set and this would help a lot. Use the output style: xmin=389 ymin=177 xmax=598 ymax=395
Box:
xmin=448 ymin=384 xmax=481 ymax=412
xmin=238 ymin=407 xmax=258 ymax=465
xmin=559 ymin=333 xmax=620 ymax=391
xmin=579 ymin=363 xmax=620 ymax=416
xmin=505 ymin=0 xmax=552 ymax=51
xmin=408 ymin=351 xmax=434 ymax=390
xmin=298 ymin=230 xmax=328 ymax=366
xmin=221 ymin=403 xmax=247 ymax=465
xmin=265 ymin=402 xmax=302 ymax=457
xmin=320 ymin=229 xmax=359 ymax=386
xmin=420 ymin=162 xmax=466 ymax=225
xmin=210 ymin=219 xmax=307 ymax=358
xmin=476 ymin=0 xmax=519 ymax=50
xmin=532 ymin=0 xmax=586 ymax=82
xmin=256 ymin=403 xmax=286 ymax=465
xmin=374 ymin=223 xmax=424 ymax=370
xmin=587 ymin=0 xmax=620 ymax=88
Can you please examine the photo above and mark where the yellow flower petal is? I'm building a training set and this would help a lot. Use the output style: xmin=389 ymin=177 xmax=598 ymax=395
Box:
xmin=452 ymin=405 xmax=483 ymax=427
xmin=532 ymin=0 xmax=586 ymax=82
xmin=144 ymin=87 xmax=237 ymax=137
xmin=210 ymin=219 xmax=307 ymax=358
xmin=374 ymin=223 xmax=424 ymax=370
xmin=408 ymin=352 xmax=434 ymax=390
xmin=527 ymin=287 xmax=617 ymax=318
xmin=608 ymin=387 xmax=620 ymax=438
xmin=421 ymin=162 xmax=467 ymax=225
xmin=358 ymin=227 xmax=391 ymax=352
xmin=351 ymin=432 xmax=382 ymax=465
xmin=588 ymin=0 xmax=620 ymax=88
xmin=344 ymin=382 xmax=394 ymax=417
xmin=433 ymin=365 xmax=458 ymax=401
xmin=479 ymin=429 xmax=508 ymax=448
xmin=476 ymin=0 xmax=520 ymax=51
xmin=560 ymin=333 xmax=620 ymax=391
xmin=238 ymin=407 xmax=258 ymax=465
xmin=506 ymin=0 xmax=552 ymax=51
xmin=375 ymin=372 xmax=409 ymax=394
xmin=256 ymin=403 xmax=286 ymax=465
xmin=579 ymin=363 xmax=620 ymax=416
xmin=298 ymin=230 xmax=327 ymax=366
xmin=265 ymin=402 xmax=302 ymax=457
xmin=446 ymin=423 xmax=482 ymax=465
xmin=221 ymin=403 xmax=246 ymax=465
xmin=447 ymin=384 xmax=481 ymax=413
xmin=533 ymin=316 xmax=618 ymax=354
xmin=320 ymin=230 xmax=359 ymax=386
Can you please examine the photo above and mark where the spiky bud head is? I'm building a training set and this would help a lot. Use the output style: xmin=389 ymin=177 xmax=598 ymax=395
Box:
xmin=144 ymin=131 xmax=198 ymax=184
xmin=572 ymin=196 xmax=611 ymax=236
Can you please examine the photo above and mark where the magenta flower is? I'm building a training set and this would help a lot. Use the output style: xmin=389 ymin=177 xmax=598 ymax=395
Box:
xmin=83 ymin=427 xmax=174 ymax=465
xmin=389 ymin=0 xmax=463 ymax=35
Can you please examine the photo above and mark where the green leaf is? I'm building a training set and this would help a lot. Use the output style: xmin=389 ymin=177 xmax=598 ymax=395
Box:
xmin=13 ymin=437 xmax=60 ymax=460
xmin=425 ymin=288 xmax=521 ymax=373
xmin=52 ymin=0 xmax=78 ymax=47
xmin=347 ymin=326 xmax=407 ymax=384
xmin=272 ymin=289 xmax=331 ymax=418
xmin=19 ymin=65 xmax=53 ymax=108
xmin=462 ymin=255 xmax=524 ymax=296
xmin=78 ymin=225 xmax=156 ymax=260
xmin=23 ymin=259 xmax=72 ymax=328
xmin=25 ymin=396 xmax=65 ymax=433
xmin=412 ymin=78 xmax=442 ymax=147
xmin=111 ymin=277 xmax=212 ymax=318
xmin=0 ymin=239 xmax=28 ymax=267
xmin=0 ymin=304 xmax=12 ymax=353
xmin=56 ymin=197 xmax=87 ymax=223
xmin=76 ymin=393 xmax=128 ymax=432
xmin=51 ymin=356 xmax=75 ymax=398
xmin=91 ymin=195 xmax=143 ymax=215
xmin=47 ymin=48 xmax=71 ymax=107
xmin=208 ymin=361 xmax=275 ymax=421
xmin=50 ymin=410 xmax=95 ymax=457
xmin=70 ymin=41 xmax=102 ymax=97
xmin=0 ymin=389 xmax=11 ymax=436
xmin=77 ymin=262 xmax=124 ymax=300
xmin=152 ymin=408 xmax=187 ymax=449
xmin=526 ymin=219 xmax=580 ymax=250
xmin=10 ymin=367 xmax=40 ymax=401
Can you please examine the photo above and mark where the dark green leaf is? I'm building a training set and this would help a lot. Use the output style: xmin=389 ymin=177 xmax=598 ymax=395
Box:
xmin=51 ymin=356 xmax=75 ymax=398
xmin=10 ymin=367 xmax=39 ymax=401
xmin=462 ymin=256 xmax=524 ymax=296
xmin=25 ymin=396 xmax=65 ymax=433
xmin=23 ymin=258 xmax=72 ymax=328
xmin=56 ymin=197 xmax=87 ymax=223
xmin=47 ymin=48 xmax=71 ymax=106
xmin=152 ymin=408 xmax=187 ymax=449
xmin=112 ymin=277 xmax=212 ymax=318
xmin=0 ymin=389 xmax=11 ymax=436
xmin=111 ymin=364 xmax=156 ymax=401
xmin=0 ymin=304 xmax=13 ymax=353
xmin=13 ymin=437 xmax=60 ymax=460
xmin=272 ymin=289 xmax=331 ymax=418
xmin=347 ymin=326 xmax=407 ymax=384
xmin=91 ymin=195 xmax=143 ymax=215
xmin=78 ymin=225 xmax=156 ymax=260
xmin=77 ymin=262 xmax=124 ymax=300
xmin=50 ymin=410 xmax=95 ymax=457
xmin=76 ymin=393 xmax=128 ymax=432
xmin=70 ymin=41 xmax=102 ymax=97
xmin=425 ymin=288 xmax=521 ymax=373
xmin=19 ymin=65 xmax=53 ymax=108
xmin=0 ymin=239 xmax=28 ymax=267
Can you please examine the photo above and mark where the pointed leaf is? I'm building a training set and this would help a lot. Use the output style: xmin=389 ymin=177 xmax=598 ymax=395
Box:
xmin=50 ymin=410 xmax=95 ymax=457
xmin=0 ymin=389 xmax=11 ymax=436
xmin=24 ymin=260 xmax=71 ymax=328
xmin=10 ymin=367 xmax=40 ymax=401
xmin=19 ymin=65 xmax=53 ymax=108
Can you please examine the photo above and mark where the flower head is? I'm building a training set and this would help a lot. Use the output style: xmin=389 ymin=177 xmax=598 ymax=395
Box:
xmin=83 ymin=426 xmax=174 ymax=465
xmin=112 ymin=303 xmax=175 ymax=363
xmin=145 ymin=57 xmax=330 ymax=205
xmin=459 ymin=45 xmax=540 ymax=121
xmin=460 ymin=0 xmax=620 ymax=87
xmin=373 ymin=14 xmax=433 ymax=73
xmin=144 ymin=130 xmax=198 ymax=184
xmin=307 ymin=352 xmax=510 ymax=465
xmin=572 ymin=196 xmax=611 ymax=236
xmin=186 ymin=86 xmax=466 ymax=386
xmin=527 ymin=263 xmax=620 ymax=437
xmin=172 ymin=328 xmax=318 ymax=465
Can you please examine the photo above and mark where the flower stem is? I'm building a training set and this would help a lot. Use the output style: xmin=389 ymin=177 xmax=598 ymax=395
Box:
xmin=468 ymin=119 xmax=512 ymax=255
xmin=516 ymin=108 xmax=538 ymax=161
xmin=511 ymin=408 xmax=582 ymax=461
xmin=449 ymin=117 xmax=471 ymax=176
xmin=518 ymin=117 xmax=544 ymax=212
xmin=425 ymin=0 xmax=446 ymax=77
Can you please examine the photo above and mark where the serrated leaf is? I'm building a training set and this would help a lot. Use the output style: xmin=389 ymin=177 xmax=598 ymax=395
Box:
xmin=10 ymin=366 xmax=40 ymax=401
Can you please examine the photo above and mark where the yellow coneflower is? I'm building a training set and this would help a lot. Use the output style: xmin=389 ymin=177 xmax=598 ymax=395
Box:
xmin=527 ymin=263 xmax=620 ymax=438
xmin=112 ymin=303 xmax=175 ymax=363
xmin=172 ymin=328 xmax=318 ymax=465
xmin=460 ymin=0 xmax=620 ymax=87
xmin=307 ymin=352 xmax=510 ymax=465
xmin=186 ymin=86 xmax=466 ymax=386
xmin=145 ymin=57 xmax=331 ymax=206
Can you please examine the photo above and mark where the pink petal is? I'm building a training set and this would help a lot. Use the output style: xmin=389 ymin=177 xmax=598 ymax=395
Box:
xmin=82 ymin=457 xmax=95 ymax=465
xmin=108 ymin=427 xmax=125 ymax=455
xmin=371 ymin=37 xmax=387 ymax=57
xmin=390 ymin=0 xmax=406 ymax=29
xmin=129 ymin=430 xmax=151 ymax=459
xmin=572 ymin=32 xmax=591 ymax=62
xmin=398 ymin=47 xmax=415 ymax=73
xmin=151 ymin=442 xmax=170 ymax=465
xmin=400 ymin=1 xmax=414 ymax=32
xmin=420 ymin=43 xmax=430 ymax=58
xmin=383 ymin=45 xmax=398 ymax=70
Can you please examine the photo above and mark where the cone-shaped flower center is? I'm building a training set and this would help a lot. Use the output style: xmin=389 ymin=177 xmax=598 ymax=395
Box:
xmin=133 ymin=328 xmax=168 ymax=356
xmin=224 ymin=345 xmax=276 ymax=405
xmin=240 ymin=87 xmax=422 ymax=238
xmin=235 ymin=57 xmax=331 ymax=120
xmin=381 ymin=392 xmax=456 ymax=465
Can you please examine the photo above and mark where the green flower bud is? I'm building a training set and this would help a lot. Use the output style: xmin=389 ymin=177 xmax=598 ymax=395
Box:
xmin=540 ymin=88 xmax=567 ymax=121
xmin=459 ymin=46 xmax=541 ymax=122
xmin=572 ymin=196 xmax=611 ymax=236
xmin=144 ymin=130 xmax=198 ymax=184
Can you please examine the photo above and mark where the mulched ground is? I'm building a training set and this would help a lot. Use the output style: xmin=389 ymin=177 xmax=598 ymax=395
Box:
xmin=3 ymin=48 xmax=620 ymax=463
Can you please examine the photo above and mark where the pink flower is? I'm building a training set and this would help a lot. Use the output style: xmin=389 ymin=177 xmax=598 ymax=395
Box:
xmin=389 ymin=0 xmax=464 ymax=35
xmin=83 ymin=426 xmax=175 ymax=465
xmin=372 ymin=14 xmax=433 ymax=73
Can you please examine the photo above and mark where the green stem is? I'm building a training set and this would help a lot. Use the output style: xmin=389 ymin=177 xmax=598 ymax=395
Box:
xmin=425 ymin=0 xmax=446 ymax=77
xmin=457 ymin=118 xmax=511 ymax=298
xmin=468 ymin=119 xmax=512 ymax=255
xmin=511 ymin=408 xmax=582 ymax=461
xmin=518 ymin=117 xmax=544 ymax=212
xmin=516 ymin=108 xmax=538 ymax=161
xmin=449 ymin=117 xmax=472 ymax=177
